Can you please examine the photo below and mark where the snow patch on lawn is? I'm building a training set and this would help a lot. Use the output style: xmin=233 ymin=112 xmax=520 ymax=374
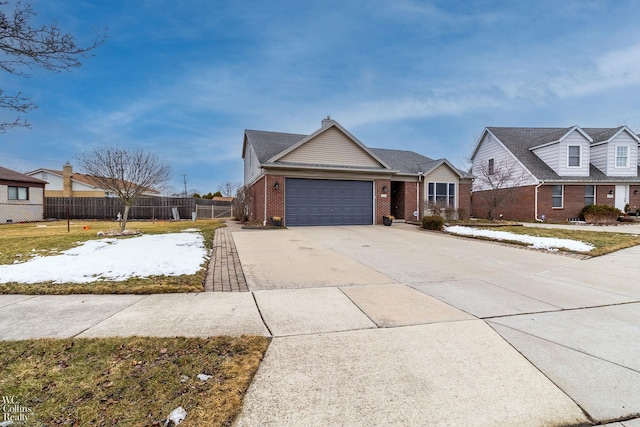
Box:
xmin=445 ymin=226 xmax=595 ymax=252
xmin=0 ymin=233 xmax=208 ymax=284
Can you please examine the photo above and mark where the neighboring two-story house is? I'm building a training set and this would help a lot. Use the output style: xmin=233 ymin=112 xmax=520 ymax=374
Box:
xmin=242 ymin=117 xmax=472 ymax=226
xmin=0 ymin=165 xmax=46 ymax=223
xmin=470 ymin=126 xmax=640 ymax=221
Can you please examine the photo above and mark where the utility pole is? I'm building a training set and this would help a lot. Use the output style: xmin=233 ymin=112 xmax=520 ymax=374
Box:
xmin=182 ymin=174 xmax=188 ymax=197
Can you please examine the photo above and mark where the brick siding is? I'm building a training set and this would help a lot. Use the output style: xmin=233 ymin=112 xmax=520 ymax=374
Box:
xmin=473 ymin=183 xmax=640 ymax=222
xmin=376 ymin=179 xmax=391 ymax=224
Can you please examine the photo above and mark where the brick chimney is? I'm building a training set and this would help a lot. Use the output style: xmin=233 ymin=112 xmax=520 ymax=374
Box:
xmin=62 ymin=161 xmax=72 ymax=197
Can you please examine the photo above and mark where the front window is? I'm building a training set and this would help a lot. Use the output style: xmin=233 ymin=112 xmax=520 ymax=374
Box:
xmin=488 ymin=158 xmax=495 ymax=175
xmin=616 ymin=146 xmax=629 ymax=168
xmin=8 ymin=186 xmax=28 ymax=200
xmin=428 ymin=182 xmax=456 ymax=207
xmin=568 ymin=146 xmax=581 ymax=167
xmin=584 ymin=185 xmax=595 ymax=206
xmin=552 ymin=185 xmax=563 ymax=208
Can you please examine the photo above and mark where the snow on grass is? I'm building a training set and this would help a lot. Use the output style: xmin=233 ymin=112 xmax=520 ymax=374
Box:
xmin=445 ymin=226 xmax=595 ymax=252
xmin=0 ymin=233 xmax=208 ymax=284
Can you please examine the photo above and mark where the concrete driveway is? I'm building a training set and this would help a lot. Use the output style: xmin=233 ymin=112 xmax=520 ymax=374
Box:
xmin=2 ymin=223 xmax=639 ymax=426
xmin=234 ymin=224 xmax=640 ymax=426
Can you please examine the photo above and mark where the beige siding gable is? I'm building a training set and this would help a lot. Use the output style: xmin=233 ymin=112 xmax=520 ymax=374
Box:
xmin=424 ymin=163 xmax=459 ymax=182
xmin=278 ymin=127 xmax=384 ymax=168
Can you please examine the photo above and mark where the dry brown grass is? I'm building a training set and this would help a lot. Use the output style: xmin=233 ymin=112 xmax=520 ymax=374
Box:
xmin=0 ymin=336 xmax=270 ymax=426
xmin=0 ymin=220 xmax=225 ymax=294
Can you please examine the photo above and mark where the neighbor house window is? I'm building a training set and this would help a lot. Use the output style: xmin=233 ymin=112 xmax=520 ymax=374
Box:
xmin=552 ymin=185 xmax=563 ymax=208
xmin=616 ymin=146 xmax=629 ymax=167
xmin=488 ymin=158 xmax=495 ymax=175
xmin=8 ymin=186 xmax=28 ymax=200
xmin=428 ymin=182 xmax=456 ymax=207
xmin=568 ymin=146 xmax=581 ymax=167
xmin=584 ymin=185 xmax=595 ymax=206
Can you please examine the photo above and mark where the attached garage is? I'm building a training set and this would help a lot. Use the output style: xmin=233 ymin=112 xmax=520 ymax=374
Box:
xmin=285 ymin=178 xmax=373 ymax=226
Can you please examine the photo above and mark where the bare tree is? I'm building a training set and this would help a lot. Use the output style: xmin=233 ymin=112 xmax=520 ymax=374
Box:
xmin=0 ymin=2 xmax=106 ymax=131
xmin=78 ymin=147 xmax=171 ymax=231
xmin=233 ymin=185 xmax=252 ymax=222
xmin=217 ymin=181 xmax=241 ymax=197
xmin=473 ymin=158 xmax=527 ymax=220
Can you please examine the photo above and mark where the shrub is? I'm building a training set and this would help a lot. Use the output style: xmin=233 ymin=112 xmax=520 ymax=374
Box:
xmin=580 ymin=204 xmax=622 ymax=224
xmin=422 ymin=215 xmax=445 ymax=230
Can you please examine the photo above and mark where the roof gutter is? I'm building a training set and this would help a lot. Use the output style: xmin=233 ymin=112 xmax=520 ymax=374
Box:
xmin=535 ymin=181 xmax=545 ymax=222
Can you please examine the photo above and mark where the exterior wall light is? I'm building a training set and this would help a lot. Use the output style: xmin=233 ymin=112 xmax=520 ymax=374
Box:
xmin=274 ymin=181 xmax=280 ymax=190
xmin=609 ymin=190 xmax=614 ymax=195
xmin=382 ymin=185 xmax=387 ymax=194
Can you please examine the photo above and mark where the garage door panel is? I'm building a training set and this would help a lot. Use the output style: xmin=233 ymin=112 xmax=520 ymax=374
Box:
xmin=285 ymin=178 xmax=373 ymax=226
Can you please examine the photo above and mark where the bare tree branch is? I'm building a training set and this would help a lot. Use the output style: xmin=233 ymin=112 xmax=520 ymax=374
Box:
xmin=217 ymin=181 xmax=241 ymax=197
xmin=77 ymin=147 xmax=171 ymax=231
xmin=473 ymin=159 xmax=527 ymax=220
xmin=0 ymin=1 xmax=107 ymax=131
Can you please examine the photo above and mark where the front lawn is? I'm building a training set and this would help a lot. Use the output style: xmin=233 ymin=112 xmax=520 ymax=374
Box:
xmin=447 ymin=225 xmax=640 ymax=256
xmin=0 ymin=219 xmax=225 ymax=294
xmin=0 ymin=335 xmax=269 ymax=426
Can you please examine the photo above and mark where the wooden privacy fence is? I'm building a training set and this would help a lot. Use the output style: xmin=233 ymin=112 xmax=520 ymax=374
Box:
xmin=195 ymin=204 xmax=233 ymax=219
xmin=44 ymin=197 xmax=230 ymax=220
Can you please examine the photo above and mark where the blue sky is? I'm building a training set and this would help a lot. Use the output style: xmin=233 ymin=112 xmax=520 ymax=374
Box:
xmin=2 ymin=0 xmax=640 ymax=194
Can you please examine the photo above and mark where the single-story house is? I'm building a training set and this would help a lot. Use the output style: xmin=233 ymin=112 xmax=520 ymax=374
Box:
xmin=242 ymin=117 xmax=472 ymax=226
xmin=0 ymin=165 xmax=46 ymax=223
xmin=27 ymin=162 xmax=160 ymax=197
xmin=470 ymin=126 xmax=640 ymax=221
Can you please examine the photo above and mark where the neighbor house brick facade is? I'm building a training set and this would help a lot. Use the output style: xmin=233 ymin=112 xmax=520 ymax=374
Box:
xmin=242 ymin=117 xmax=472 ymax=226
xmin=0 ymin=165 xmax=46 ymax=223
xmin=470 ymin=126 xmax=640 ymax=221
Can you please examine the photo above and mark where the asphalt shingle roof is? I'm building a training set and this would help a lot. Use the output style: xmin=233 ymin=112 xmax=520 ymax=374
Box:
xmin=244 ymin=130 xmax=306 ymax=163
xmin=245 ymin=128 xmax=469 ymax=177
xmin=0 ymin=166 xmax=46 ymax=184
xmin=485 ymin=126 xmax=640 ymax=182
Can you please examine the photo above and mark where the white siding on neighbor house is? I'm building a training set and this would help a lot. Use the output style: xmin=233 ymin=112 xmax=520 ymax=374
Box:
xmin=590 ymin=144 xmax=607 ymax=173
xmin=531 ymin=143 xmax=559 ymax=173
xmin=30 ymin=171 xmax=63 ymax=190
xmin=558 ymin=131 xmax=590 ymax=176
xmin=244 ymin=143 xmax=262 ymax=185
xmin=28 ymin=171 xmax=97 ymax=192
xmin=0 ymin=184 xmax=44 ymax=223
xmin=607 ymin=131 xmax=638 ymax=177
xmin=471 ymin=132 xmax=536 ymax=191
xmin=279 ymin=127 xmax=383 ymax=168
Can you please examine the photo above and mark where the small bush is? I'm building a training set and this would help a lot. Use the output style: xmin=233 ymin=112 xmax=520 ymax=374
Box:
xmin=422 ymin=215 xmax=445 ymax=230
xmin=580 ymin=204 xmax=622 ymax=224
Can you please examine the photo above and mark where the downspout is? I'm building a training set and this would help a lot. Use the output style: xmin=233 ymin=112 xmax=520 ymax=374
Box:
xmin=535 ymin=181 xmax=545 ymax=222
xmin=263 ymin=175 xmax=267 ymax=226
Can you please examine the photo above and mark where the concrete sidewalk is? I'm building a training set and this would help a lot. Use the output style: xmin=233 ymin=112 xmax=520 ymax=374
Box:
xmin=2 ymin=224 xmax=640 ymax=426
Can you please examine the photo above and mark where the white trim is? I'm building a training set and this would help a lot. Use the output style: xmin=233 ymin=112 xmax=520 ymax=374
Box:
xmin=614 ymin=144 xmax=630 ymax=168
xmin=529 ymin=126 xmax=593 ymax=151
xmin=551 ymin=184 xmax=564 ymax=209
xmin=567 ymin=145 xmax=581 ymax=168
xmin=426 ymin=181 xmax=457 ymax=209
